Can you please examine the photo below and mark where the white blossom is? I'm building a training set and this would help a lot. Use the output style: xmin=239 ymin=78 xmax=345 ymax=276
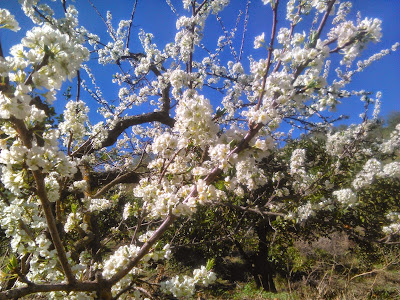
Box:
xmin=333 ymin=188 xmax=357 ymax=207
xmin=0 ymin=9 xmax=20 ymax=32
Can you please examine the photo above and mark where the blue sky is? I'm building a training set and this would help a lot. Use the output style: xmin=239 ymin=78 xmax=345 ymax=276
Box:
xmin=1 ymin=0 xmax=399 ymax=126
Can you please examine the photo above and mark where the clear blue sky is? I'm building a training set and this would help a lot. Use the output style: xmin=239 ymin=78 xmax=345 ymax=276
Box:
xmin=1 ymin=0 xmax=399 ymax=125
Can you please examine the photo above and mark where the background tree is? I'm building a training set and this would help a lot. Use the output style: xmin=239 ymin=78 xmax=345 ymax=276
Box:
xmin=166 ymin=111 xmax=400 ymax=292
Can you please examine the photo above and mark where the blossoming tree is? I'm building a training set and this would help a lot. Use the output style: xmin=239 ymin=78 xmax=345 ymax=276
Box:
xmin=0 ymin=0 xmax=398 ymax=299
xmin=166 ymin=113 xmax=400 ymax=293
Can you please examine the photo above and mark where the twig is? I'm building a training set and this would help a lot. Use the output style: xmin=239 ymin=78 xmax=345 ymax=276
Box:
xmin=88 ymin=0 xmax=116 ymax=41
xmin=76 ymin=70 xmax=81 ymax=101
xmin=126 ymin=0 xmax=139 ymax=49
xmin=293 ymin=0 xmax=336 ymax=79
xmin=350 ymin=253 xmax=400 ymax=281
xmin=239 ymin=0 xmax=250 ymax=61
xmin=255 ymin=0 xmax=279 ymax=111
xmin=158 ymin=148 xmax=182 ymax=184
xmin=24 ymin=52 xmax=50 ymax=86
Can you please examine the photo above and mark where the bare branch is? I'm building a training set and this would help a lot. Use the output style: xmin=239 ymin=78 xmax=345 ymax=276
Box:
xmin=88 ymin=0 xmax=117 ymax=41
xmin=239 ymin=0 xmax=251 ymax=61
xmin=92 ymin=170 xmax=141 ymax=198
xmin=126 ymin=0 xmax=139 ymax=49
xmin=255 ymin=0 xmax=279 ymax=111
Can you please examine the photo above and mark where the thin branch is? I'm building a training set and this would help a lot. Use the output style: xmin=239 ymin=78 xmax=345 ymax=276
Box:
xmin=24 ymin=52 xmax=50 ymax=86
xmin=108 ymin=214 xmax=177 ymax=285
xmin=62 ymin=0 xmax=67 ymax=13
xmin=88 ymin=0 xmax=116 ymax=41
xmin=311 ymin=0 xmax=337 ymax=48
xmin=350 ymin=253 xmax=400 ymax=281
xmin=219 ymin=201 xmax=285 ymax=217
xmin=158 ymin=148 xmax=182 ymax=184
xmin=273 ymin=4 xmax=301 ymax=73
xmin=188 ymin=1 xmax=196 ymax=88
xmin=255 ymin=0 xmax=279 ymax=111
xmin=194 ymin=0 xmax=208 ymax=16
xmin=329 ymin=31 xmax=367 ymax=53
xmin=293 ymin=0 xmax=336 ymax=79
xmin=76 ymin=70 xmax=81 ymax=101
xmin=239 ymin=0 xmax=251 ymax=61
xmin=126 ymin=0 xmax=139 ymax=49
xmin=216 ymin=11 xmax=241 ymax=62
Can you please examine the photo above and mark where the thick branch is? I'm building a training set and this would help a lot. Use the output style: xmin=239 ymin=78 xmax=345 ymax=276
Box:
xmin=10 ymin=117 xmax=76 ymax=284
xmin=100 ymin=111 xmax=175 ymax=149
xmin=0 ymin=282 xmax=99 ymax=300
xmin=72 ymin=111 xmax=174 ymax=157
xmin=108 ymin=214 xmax=177 ymax=285
xmin=73 ymin=53 xmax=173 ymax=157
xmin=29 ymin=96 xmax=53 ymax=117
xmin=92 ymin=170 xmax=141 ymax=198
xmin=32 ymin=170 xmax=76 ymax=284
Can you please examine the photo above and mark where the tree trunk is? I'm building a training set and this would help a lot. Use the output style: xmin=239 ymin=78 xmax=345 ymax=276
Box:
xmin=253 ymin=218 xmax=277 ymax=292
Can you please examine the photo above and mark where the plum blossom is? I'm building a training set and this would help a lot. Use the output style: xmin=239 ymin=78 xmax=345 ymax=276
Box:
xmin=254 ymin=33 xmax=265 ymax=49
xmin=333 ymin=188 xmax=357 ymax=207
xmin=0 ymin=9 xmax=20 ymax=31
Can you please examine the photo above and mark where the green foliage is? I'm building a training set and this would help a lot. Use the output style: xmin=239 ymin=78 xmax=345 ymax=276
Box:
xmin=229 ymin=282 xmax=292 ymax=300
xmin=2 ymin=255 xmax=18 ymax=281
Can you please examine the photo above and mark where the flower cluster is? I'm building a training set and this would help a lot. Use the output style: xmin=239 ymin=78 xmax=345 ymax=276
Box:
xmin=382 ymin=212 xmax=400 ymax=236
xmin=59 ymin=100 xmax=90 ymax=147
xmin=0 ymin=8 xmax=20 ymax=31
xmin=174 ymin=90 xmax=219 ymax=148
xmin=328 ymin=17 xmax=382 ymax=65
xmin=333 ymin=188 xmax=357 ymax=207
xmin=290 ymin=149 xmax=306 ymax=175
xmin=380 ymin=124 xmax=400 ymax=155
xmin=160 ymin=265 xmax=216 ymax=298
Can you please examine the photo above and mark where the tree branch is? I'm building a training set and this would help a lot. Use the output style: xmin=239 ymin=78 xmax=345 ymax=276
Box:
xmin=255 ymin=0 xmax=279 ymax=111
xmin=126 ymin=0 xmax=139 ymax=49
xmin=92 ymin=170 xmax=141 ymax=198
xmin=24 ymin=52 xmax=50 ymax=86
xmin=218 ymin=202 xmax=285 ymax=217
xmin=293 ymin=0 xmax=336 ymax=79
xmin=0 ymin=281 xmax=99 ymax=300
xmin=10 ymin=116 xmax=76 ymax=284
xmin=99 ymin=111 xmax=175 ymax=149
xmin=107 ymin=214 xmax=177 ymax=285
